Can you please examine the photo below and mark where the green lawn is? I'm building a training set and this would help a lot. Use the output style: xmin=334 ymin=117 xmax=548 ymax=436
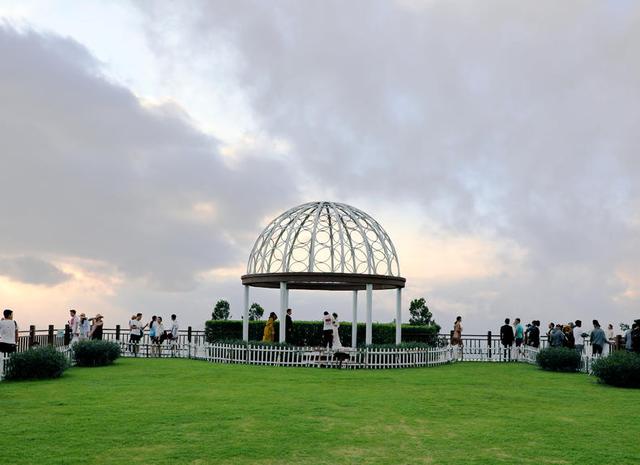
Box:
xmin=1 ymin=359 xmax=639 ymax=465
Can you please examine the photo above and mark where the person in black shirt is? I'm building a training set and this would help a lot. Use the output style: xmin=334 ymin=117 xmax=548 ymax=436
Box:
xmin=500 ymin=318 xmax=514 ymax=361
xmin=526 ymin=320 xmax=540 ymax=348
xmin=285 ymin=308 xmax=293 ymax=344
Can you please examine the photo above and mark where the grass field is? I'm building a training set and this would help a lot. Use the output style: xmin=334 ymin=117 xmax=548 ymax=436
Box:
xmin=1 ymin=359 xmax=639 ymax=465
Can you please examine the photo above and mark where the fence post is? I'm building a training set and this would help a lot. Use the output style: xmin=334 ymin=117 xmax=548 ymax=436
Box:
xmin=115 ymin=325 xmax=121 ymax=341
xmin=29 ymin=325 xmax=36 ymax=347
xmin=48 ymin=325 xmax=54 ymax=346
xmin=63 ymin=324 xmax=71 ymax=345
xmin=487 ymin=331 xmax=492 ymax=360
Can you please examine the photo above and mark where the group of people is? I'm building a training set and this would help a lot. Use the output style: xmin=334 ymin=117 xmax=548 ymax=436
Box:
xmin=260 ymin=308 xmax=344 ymax=349
xmin=67 ymin=309 xmax=104 ymax=342
xmin=128 ymin=313 xmax=179 ymax=355
xmin=495 ymin=317 xmax=640 ymax=358
xmin=262 ymin=308 xmax=295 ymax=343
xmin=67 ymin=309 xmax=180 ymax=355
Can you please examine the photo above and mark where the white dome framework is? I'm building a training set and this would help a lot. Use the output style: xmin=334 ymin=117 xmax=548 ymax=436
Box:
xmin=247 ymin=201 xmax=401 ymax=276
xmin=240 ymin=201 xmax=406 ymax=347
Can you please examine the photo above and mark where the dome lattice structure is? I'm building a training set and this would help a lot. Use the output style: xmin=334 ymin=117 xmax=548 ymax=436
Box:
xmin=242 ymin=201 xmax=405 ymax=291
xmin=248 ymin=201 xmax=400 ymax=276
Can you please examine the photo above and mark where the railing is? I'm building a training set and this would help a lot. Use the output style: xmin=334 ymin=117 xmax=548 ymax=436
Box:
xmin=189 ymin=343 xmax=457 ymax=369
xmin=16 ymin=326 xmax=207 ymax=352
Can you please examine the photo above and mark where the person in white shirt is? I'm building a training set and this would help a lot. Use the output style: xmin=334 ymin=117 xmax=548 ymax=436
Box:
xmin=155 ymin=316 xmax=165 ymax=356
xmin=0 ymin=309 xmax=19 ymax=354
xmin=129 ymin=313 xmax=144 ymax=355
xmin=573 ymin=320 xmax=586 ymax=355
xmin=68 ymin=309 xmax=80 ymax=344
xmin=169 ymin=314 xmax=179 ymax=355
xmin=79 ymin=313 xmax=91 ymax=340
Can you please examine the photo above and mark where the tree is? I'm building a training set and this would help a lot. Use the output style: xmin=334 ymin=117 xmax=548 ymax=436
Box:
xmin=212 ymin=299 xmax=231 ymax=320
xmin=408 ymin=297 xmax=435 ymax=326
xmin=248 ymin=302 xmax=265 ymax=321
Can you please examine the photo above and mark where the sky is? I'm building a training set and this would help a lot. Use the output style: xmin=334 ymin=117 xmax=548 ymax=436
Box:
xmin=1 ymin=0 xmax=639 ymax=334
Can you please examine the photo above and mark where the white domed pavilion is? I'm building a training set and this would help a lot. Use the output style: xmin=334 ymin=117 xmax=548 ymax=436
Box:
xmin=241 ymin=201 xmax=406 ymax=346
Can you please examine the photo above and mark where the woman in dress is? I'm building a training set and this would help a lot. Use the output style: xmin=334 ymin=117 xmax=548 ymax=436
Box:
xmin=148 ymin=315 xmax=158 ymax=355
xmin=79 ymin=313 xmax=91 ymax=340
xmin=156 ymin=316 xmax=165 ymax=356
xmin=451 ymin=316 xmax=462 ymax=346
xmin=89 ymin=314 xmax=104 ymax=340
xmin=331 ymin=313 xmax=342 ymax=349
xmin=262 ymin=312 xmax=277 ymax=342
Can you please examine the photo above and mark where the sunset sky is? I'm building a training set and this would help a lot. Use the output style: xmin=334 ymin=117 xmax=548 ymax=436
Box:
xmin=1 ymin=1 xmax=639 ymax=333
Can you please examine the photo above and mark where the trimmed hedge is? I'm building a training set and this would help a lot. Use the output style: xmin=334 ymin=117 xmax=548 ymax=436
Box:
xmin=4 ymin=346 xmax=69 ymax=380
xmin=592 ymin=351 xmax=640 ymax=388
xmin=73 ymin=340 xmax=121 ymax=367
xmin=205 ymin=320 xmax=440 ymax=346
xmin=536 ymin=347 xmax=581 ymax=372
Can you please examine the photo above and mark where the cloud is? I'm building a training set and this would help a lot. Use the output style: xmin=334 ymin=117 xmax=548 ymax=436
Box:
xmin=134 ymin=1 xmax=640 ymax=329
xmin=0 ymin=256 xmax=71 ymax=286
xmin=0 ymin=24 xmax=297 ymax=296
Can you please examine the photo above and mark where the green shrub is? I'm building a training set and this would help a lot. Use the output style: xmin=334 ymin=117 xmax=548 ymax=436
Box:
xmin=536 ymin=347 xmax=582 ymax=372
xmin=4 ymin=346 xmax=69 ymax=380
xmin=204 ymin=320 xmax=440 ymax=346
xmin=73 ymin=340 xmax=121 ymax=367
xmin=592 ymin=351 xmax=640 ymax=388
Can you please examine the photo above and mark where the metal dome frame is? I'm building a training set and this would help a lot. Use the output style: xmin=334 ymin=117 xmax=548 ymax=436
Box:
xmin=240 ymin=201 xmax=406 ymax=347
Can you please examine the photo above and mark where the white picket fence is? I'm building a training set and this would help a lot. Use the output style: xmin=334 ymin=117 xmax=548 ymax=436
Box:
xmin=189 ymin=343 xmax=458 ymax=369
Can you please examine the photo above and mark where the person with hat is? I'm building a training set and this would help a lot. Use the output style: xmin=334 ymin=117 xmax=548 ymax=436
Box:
xmin=79 ymin=313 xmax=91 ymax=340
xmin=89 ymin=314 xmax=104 ymax=340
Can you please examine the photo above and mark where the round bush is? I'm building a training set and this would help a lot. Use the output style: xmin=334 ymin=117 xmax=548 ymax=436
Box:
xmin=536 ymin=347 xmax=581 ymax=372
xmin=4 ymin=346 xmax=69 ymax=380
xmin=592 ymin=351 xmax=640 ymax=388
xmin=73 ymin=340 xmax=121 ymax=367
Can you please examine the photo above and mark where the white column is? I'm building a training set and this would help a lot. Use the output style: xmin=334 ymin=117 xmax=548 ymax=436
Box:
xmin=279 ymin=282 xmax=287 ymax=343
xmin=351 ymin=290 xmax=358 ymax=348
xmin=243 ymin=285 xmax=250 ymax=342
xmin=365 ymin=284 xmax=373 ymax=345
xmin=395 ymin=287 xmax=402 ymax=345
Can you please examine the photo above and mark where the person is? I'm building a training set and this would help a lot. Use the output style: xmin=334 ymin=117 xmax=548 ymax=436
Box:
xmin=0 ymin=309 xmax=19 ymax=354
xmin=624 ymin=323 xmax=634 ymax=352
xmin=563 ymin=324 xmax=575 ymax=349
xmin=262 ymin=312 xmax=277 ymax=343
xmin=322 ymin=311 xmax=334 ymax=349
xmin=156 ymin=316 xmax=165 ymax=355
xmin=451 ymin=316 xmax=462 ymax=346
xmin=546 ymin=322 xmax=555 ymax=347
xmin=168 ymin=314 xmax=179 ymax=355
xmin=573 ymin=320 xmax=586 ymax=355
xmin=89 ymin=314 xmax=104 ymax=340
xmin=148 ymin=315 xmax=158 ymax=356
xmin=79 ymin=313 xmax=91 ymax=340
xmin=331 ymin=313 xmax=342 ymax=349
xmin=526 ymin=320 xmax=540 ymax=348
xmin=513 ymin=318 xmax=524 ymax=357
xmin=549 ymin=324 xmax=566 ymax=348
xmin=285 ymin=308 xmax=293 ymax=344
xmin=500 ymin=318 xmax=514 ymax=361
xmin=606 ymin=324 xmax=616 ymax=352
xmin=68 ymin=309 xmax=80 ymax=344
xmin=129 ymin=313 xmax=145 ymax=355
xmin=590 ymin=320 xmax=607 ymax=356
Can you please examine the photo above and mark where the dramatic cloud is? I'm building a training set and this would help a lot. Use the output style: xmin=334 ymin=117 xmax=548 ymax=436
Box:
xmin=136 ymin=1 xmax=640 ymax=329
xmin=1 ymin=2 xmax=639 ymax=331
xmin=0 ymin=24 xmax=297 ymax=324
